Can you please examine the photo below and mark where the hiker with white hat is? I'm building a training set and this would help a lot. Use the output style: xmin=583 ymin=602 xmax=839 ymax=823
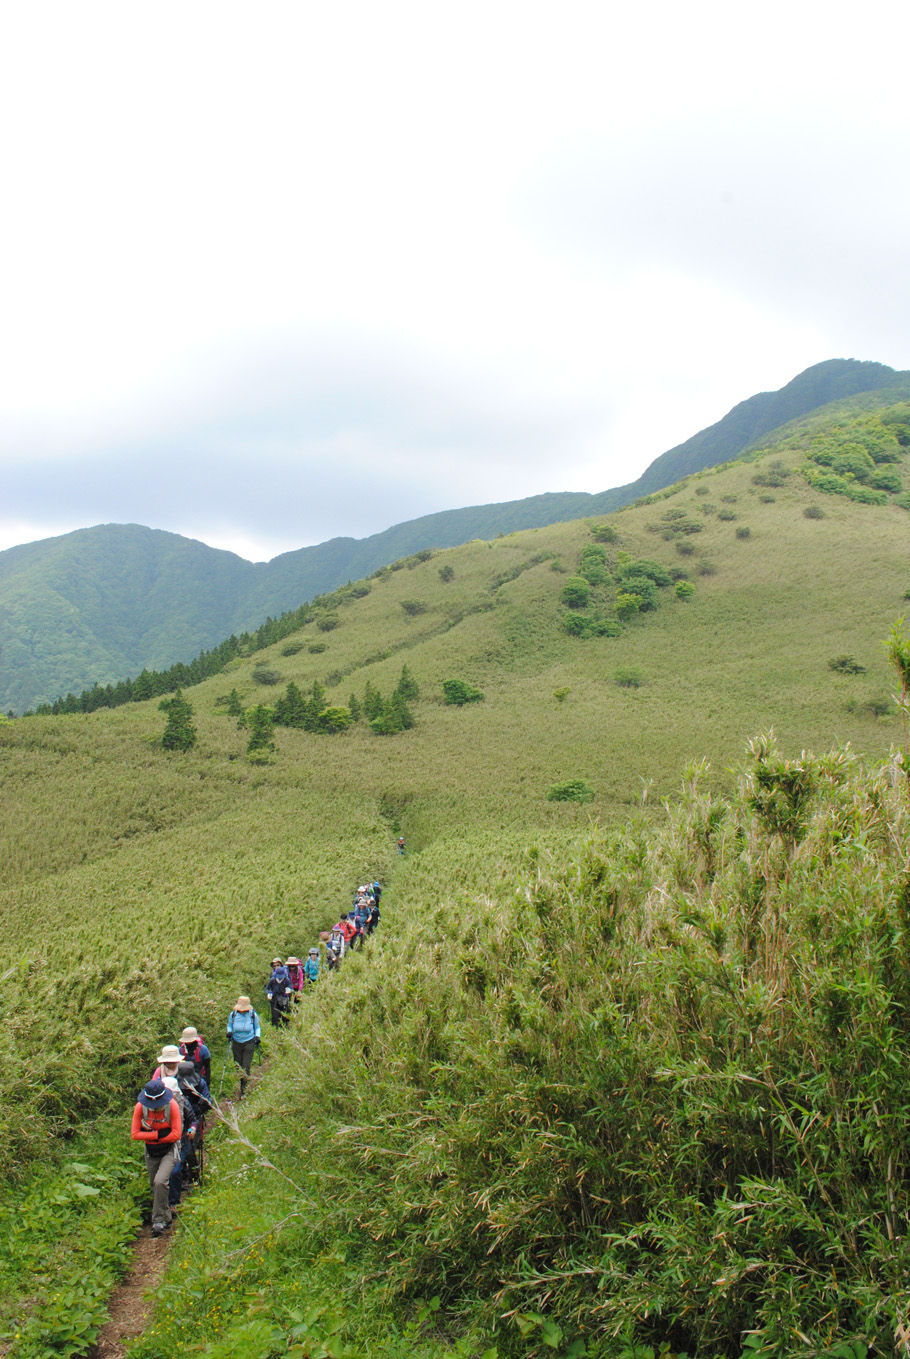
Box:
xmin=151 ymin=1044 xmax=183 ymax=1082
xmin=226 ymin=995 xmax=261 ymax=1097
xmin=131 ymin=1077 xmax=183 ymax=1235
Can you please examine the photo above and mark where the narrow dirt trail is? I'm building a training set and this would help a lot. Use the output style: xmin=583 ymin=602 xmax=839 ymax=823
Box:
xmin=89 ymin=1084 xmax=244 ymax=1357
xmin=90 ymin=1228 xmax=172 ymax=1358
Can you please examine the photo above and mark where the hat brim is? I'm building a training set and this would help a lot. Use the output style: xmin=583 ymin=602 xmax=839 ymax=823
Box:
xmin=138 ymin=1091 xmax=171 ymax=1109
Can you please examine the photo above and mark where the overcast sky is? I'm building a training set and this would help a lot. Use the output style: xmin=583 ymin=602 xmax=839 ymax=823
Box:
xmin=2 ymin=1 xmax=909 ymax=563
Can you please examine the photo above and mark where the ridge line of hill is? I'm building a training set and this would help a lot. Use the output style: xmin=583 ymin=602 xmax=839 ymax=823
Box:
xmin=3 ymin=357 xmax=909 ymax=714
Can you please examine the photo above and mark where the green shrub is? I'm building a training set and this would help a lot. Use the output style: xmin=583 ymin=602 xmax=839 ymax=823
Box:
xmin=675 ymin=580 xmax=696 ymax=600
xmin=735 ymin=526 xmax=751 ymax=539
xmin=553 ymin=687 xmax=570 ymax=703
xmin=614 ymin=667 xmax=644 ymax=688
xmin=617 ymin=576 xmax=659 ymax=611
xmin=868 ymin=467 xmax=903 ymax=494
xmin=546 ymin=777 xmax=595 ymax=802
xmin=316 ymin=615 xmax=340 ymax=632
xmin=442 ymin=679 xmax=484 ymax=706
xmin=697 ymin=559 xmax=717 ymax=576
xmin=803 ymin=505 xmax=825 ymax=519
xmin=308 ymin=642 xmax=328 ymax=654
xmin=252 ymin=666 xmax=282 ymax=686
xmin=895 ymin=494 xmax=910 ymax=511
xmin=718 ymin=508 xmax=737 ymax=522
xmin=316 ymin=705 xmax=354 ymax=733
xmin=829 ymin=655 xmax=866 ymax=675
xmin=589 ymin=522 xmax=618 ymax=542
xmin=617 ymin=558 xmax=672 ymax=587
xmin=845 ymin=483 xmax=887 ymax=506
xmin=676 ymin=540 xmax=695 ymax=556
xmin=281 ymin=641 xmax=304 ymax=656
xmin=400 ymin=599 xmax=427 ymax=616
xmin=579 ymin=544 xmax=610 ymax=586
xmin=438 ymin=564 xmax=455 ymax=582
xmin=561 ymin=577 xmax=592 ymax=609
xmin=615 ymin=591 xmax=641 ymax=621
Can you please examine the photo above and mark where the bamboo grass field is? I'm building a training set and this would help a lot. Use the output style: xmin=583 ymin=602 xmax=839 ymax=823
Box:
xmin=2 ymin=406 xmax=910 ymax=1357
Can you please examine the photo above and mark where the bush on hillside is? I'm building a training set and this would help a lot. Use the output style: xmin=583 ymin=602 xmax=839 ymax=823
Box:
xmin=829 ymin=655 xmax=866 ymax=675
xmin=438 ymin=563 xmax=455 ymax=582
xmin=281 ymin=641 xmax=304 ymax=656
xmin=308 ymin=642 xmax=327 ymax=654
xmin=588 ymin=522 xmax=618 ymax=542
xmin=316 ymin=614 xmax=340 ymax=631
xmin=803 ymin=505 xmax=825 ymax=519
xmin=675 ymin=580 xmax=695 ymax=600
xmin=561 ymin=577 xmax=592 ymax=609
xmin=400 ymin=599 xmax=427 ymax=616
xmin=614 ymin=668 xmax=644 ymax=688
xmin=252 ymin=666 xmax=282 ymax=686
xmin=735 ymin=525 xmax=751 ymax=539
xmin=562 ymin=612 xmax=622 ymax=638
xmin=442 ymin=679 xmax=484 ymax=706
xmin=579 ymin=543 xmax=611 ymax=586
xmin=547 ymin=777 xmax=595 ymax=802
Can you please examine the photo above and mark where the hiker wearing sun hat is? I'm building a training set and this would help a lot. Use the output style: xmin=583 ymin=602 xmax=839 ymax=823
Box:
xmin=131 ymin=1077 xmax=183 ymax=1235
xmin=179 ymin=1025 xmax=211 ymax=1086
xmin=285 ymin=957 xmax=304 ymax=1000
xmin=226 ymin=995 xmax=261 ymax=1097
xmin=151 ymin=1044 xmax=183 ymax=1082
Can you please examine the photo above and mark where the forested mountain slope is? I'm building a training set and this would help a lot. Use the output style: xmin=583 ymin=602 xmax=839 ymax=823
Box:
xmin=2 ymin=357 xmax=908 ymax=714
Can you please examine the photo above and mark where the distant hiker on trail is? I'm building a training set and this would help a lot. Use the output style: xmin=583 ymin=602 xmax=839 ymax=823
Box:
xmin=227 ymin=995 xmax=261 ymax=1097
xmin=131 ymin=1077 xmax=183 ymax=1236
xmin=397 ymin=836 xmax=405 ymax=855
xmin=179 ymin=1026 xmax=211 ymax=1086
xmin=304 ymin=946 xmax=320 ymax=984
xmin=325 ymin=924 xmax=346 ymax=970
xmin=266 ymin=958 xmax=293 ymax=1026
xmin=286 ymin=956 xmax=305 ymax=1000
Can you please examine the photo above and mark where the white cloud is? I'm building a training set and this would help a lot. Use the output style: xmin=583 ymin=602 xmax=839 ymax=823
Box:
xmin=1 ymin=0 xmax=909 ymax=560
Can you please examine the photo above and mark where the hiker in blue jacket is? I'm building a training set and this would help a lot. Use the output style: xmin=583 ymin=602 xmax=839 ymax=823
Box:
xmin=226 ymin=995 xmax=261 ymax=1096
xmin=304 ymin=946 xmax=320 ymax=985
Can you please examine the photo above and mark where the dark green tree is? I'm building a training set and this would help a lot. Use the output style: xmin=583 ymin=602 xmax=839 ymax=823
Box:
xmin=363 ymin=681 xmax=384 ymax=721
xmin=246 ymin=705 xmax=276 ymax=759
xmin=226 ymin=688 xmax=243 ymax=717
xmin=160 ymin=689 xmax=197 ymax=751
xmin=395 ymin=665 xmax=420 ymax=701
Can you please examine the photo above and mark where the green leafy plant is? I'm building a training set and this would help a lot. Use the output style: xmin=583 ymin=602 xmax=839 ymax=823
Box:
xmin=546 ymin=777 xmax=595 ymax=802
xmin=442 ymin=679 xmax=484 ymax=706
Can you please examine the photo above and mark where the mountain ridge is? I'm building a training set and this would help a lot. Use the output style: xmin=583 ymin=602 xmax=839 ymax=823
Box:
xmin=3 ymin=357 xmax=909 ymax=712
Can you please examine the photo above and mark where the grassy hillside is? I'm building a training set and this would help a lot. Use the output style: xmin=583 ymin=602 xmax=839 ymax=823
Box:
xmin=4 ymin=360 xmax=909 ymax=715
xmin=1 ymin=413 xmax=910 ymax=1355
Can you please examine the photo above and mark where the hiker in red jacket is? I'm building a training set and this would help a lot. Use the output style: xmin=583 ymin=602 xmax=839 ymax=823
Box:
xmin=131 ymin=1078 xmax=183 ymax=1235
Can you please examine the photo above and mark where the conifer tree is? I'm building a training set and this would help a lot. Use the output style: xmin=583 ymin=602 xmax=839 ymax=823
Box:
xmin=246 ymin=704 xmax=276 ymax=759
xmin=160 ymin=689 xmax=197 ymax=751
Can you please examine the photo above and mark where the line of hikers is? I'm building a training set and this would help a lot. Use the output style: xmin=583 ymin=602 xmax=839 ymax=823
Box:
xmin=132 ymin=879 xmax=383 ymax=1235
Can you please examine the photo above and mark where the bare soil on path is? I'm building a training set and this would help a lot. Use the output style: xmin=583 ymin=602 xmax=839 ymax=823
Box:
xmin=89 ymin=1226 xmax=172 ymax=1358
